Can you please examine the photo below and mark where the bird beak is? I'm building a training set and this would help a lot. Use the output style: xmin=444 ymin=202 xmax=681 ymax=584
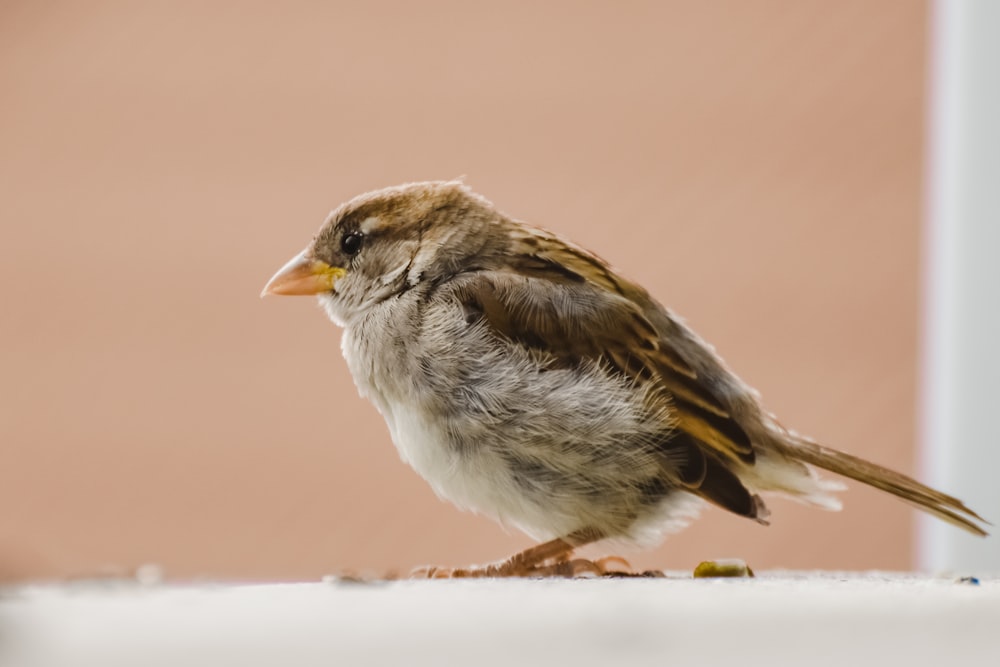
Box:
xmin=260 ymin=249 xmax=346 ymax=297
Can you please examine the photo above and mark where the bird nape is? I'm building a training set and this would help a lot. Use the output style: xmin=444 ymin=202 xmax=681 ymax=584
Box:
xmin=263 ymin=181 xmax=988 ymax=578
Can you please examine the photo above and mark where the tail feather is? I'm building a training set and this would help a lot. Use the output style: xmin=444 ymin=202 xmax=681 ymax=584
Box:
xmin=775 ymin=435 xmax=989 ymax=537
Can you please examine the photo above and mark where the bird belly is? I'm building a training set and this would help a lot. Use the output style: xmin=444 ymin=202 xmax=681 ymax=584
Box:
xmin=383 ymin=398 xmax=577 ymax=540
xmin=374 ymin=347 xmax=693 ymax=543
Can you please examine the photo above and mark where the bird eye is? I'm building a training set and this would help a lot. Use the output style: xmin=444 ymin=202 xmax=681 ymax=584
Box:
xmin=341 ymin=231 xmax=364 ymax=256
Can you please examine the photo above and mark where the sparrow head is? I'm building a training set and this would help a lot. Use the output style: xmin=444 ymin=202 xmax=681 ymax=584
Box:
xmin=262 ymin=181 xmax=504 ymax=324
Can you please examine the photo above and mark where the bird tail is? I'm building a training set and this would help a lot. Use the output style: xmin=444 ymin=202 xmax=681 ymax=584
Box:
xmin=773 ymin=433 xmax=989 ymax=536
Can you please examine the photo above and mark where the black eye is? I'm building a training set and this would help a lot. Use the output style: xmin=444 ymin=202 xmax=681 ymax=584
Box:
xmin=341 ymin=231 xmax=364 ymax=256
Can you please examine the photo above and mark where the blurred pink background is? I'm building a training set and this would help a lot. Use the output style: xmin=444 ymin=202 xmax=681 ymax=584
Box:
xmin=0 ymin=1 xmax=931 ymax=581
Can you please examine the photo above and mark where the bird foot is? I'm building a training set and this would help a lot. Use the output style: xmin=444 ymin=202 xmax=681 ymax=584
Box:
xmin=411 ymin=554 xmax=642 ymax=579
xmin=408 ymin=532 xmax=667 ymax=579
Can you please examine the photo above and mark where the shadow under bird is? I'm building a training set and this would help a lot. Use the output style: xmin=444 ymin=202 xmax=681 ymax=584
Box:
xmin=263 ymin=181 xmax=988 ymax=577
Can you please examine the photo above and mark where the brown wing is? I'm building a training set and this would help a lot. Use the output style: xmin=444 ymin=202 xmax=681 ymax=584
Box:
xmin=447 ymin=236 xmax=766 ymax=522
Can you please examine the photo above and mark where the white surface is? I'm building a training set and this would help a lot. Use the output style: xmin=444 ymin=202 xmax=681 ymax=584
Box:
xmin=921 ymin=0 xmax=1000 ymax=571
xmin=2 ymin=574 xmax=997 ymax=667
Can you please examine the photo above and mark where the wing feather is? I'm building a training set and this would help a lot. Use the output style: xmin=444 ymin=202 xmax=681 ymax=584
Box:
xmin=447 ymin=240 xmax=762 ymax=518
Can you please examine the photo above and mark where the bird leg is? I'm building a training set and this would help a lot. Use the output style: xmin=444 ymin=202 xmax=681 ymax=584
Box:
xmin=411 ymin=537 xmax=574 ymax=578
xmin=412 ymin=529 xmax=635 ymax=578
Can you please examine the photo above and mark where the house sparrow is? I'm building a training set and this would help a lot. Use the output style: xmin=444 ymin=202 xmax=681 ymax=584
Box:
xmin=263 ymin=181 xmax=987 ymax=577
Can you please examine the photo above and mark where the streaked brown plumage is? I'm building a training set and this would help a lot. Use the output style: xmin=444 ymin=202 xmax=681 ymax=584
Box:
xmin=263 ymin=181 xmax=987 ymax=577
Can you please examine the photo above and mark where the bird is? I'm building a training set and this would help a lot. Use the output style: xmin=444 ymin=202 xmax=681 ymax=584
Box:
xmin=262 ymin=181 xmax=987 ymax=577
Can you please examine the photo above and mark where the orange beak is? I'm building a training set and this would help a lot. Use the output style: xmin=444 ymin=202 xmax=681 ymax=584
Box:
xmin=261 ymin=249 xmax=346 ymax=297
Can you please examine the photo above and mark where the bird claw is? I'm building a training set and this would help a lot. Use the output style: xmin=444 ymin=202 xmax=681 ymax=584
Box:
xmin=408 ymin=532 xmax=659 ymax=579
xmin=410 ymin=554 xmax=643 ymax=579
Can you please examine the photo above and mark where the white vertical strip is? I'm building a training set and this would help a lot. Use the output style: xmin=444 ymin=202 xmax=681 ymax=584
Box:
xmin=920 ymin=0 xmax=1000 ymax=573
